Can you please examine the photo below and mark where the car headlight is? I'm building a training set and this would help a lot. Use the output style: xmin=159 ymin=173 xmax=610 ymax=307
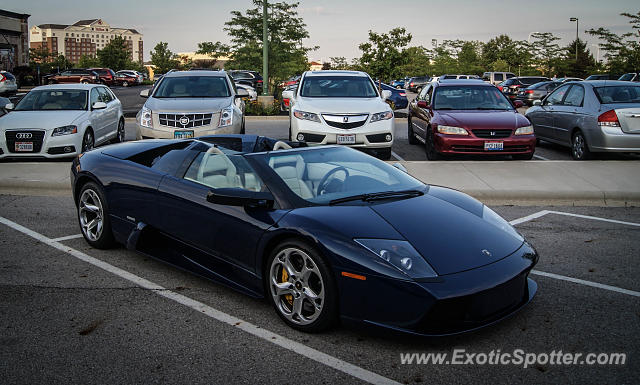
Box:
xmin=52 ymin=125 xmax=78 ymax=136
xmin=219 ymin=106 xmax=234 ymax=127
xmin=354 ymin=239 xmax=438 ymax=279
xmin=293 ymin=109 xmax=321 ymax=123
xmin=436 ymin=125 xmax=468 ymax=135
xmin=370 ymin=110 xmax=393 ymax=122
xmin=140 ymin=106 xmax=153 ymax=128
xmin=515 ymin=125 xmax=534 ymax=135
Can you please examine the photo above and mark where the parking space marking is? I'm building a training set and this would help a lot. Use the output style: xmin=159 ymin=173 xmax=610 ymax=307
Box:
xmin=548 ymin=210 xmax=640 ymax=227
xmin=508 ymin=210 xmax=551 ymax=226
xmin=533 ymin=154 xmax=549 ymax=160
xmin=0 ymin=216 xmax=400 ymax=385
xmin=51 ymin=234 xmax=84 ymax=242
xmin=391 ymin=151 xmax=405 ymax=162
xmin=530 ymin=270 xmax=640 ymax=297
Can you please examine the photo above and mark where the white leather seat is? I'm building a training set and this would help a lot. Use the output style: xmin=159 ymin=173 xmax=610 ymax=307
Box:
xmin=268 ymin=155 xmax=313 ymax=198
xmin=197 ymin=152 xmax=241 ymax=188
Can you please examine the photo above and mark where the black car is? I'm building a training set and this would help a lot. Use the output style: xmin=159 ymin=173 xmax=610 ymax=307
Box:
xmin=515 ymin=81 xmax=562 ymax=106
xmin=498 ymin=76 xmax=550 ymax=99
xmin=229 ymin=70 xmax=263 ymax=93
xmin=406 ymin=76 xmax=429 ymax=93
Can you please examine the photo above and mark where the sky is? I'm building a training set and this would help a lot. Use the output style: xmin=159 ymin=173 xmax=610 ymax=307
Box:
xmin=4 ymin=0 xmax=639 ymax=62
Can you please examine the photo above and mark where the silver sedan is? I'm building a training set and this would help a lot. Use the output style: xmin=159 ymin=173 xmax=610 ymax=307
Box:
xmin=526 ymin=80 xmax=640 ymax=160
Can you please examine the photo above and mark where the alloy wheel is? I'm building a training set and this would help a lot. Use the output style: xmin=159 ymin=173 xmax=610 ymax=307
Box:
xmin=79 ymin=189 xmax=104 ymax=242
xmin=117 ymin=120 xmax=125 ymax=142
xmin=82 ymin=130 xmax=94 ymax=152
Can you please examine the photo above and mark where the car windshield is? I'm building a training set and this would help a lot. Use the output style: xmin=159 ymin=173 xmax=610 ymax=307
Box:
xmin=594 ymin=85 xmax=640 ymax=104
xmin=14 ymin=89 xmax=88 ymax=111
xmin=300 ymin=76 xmax=378 ymax=98
xmin=618 ymin=74 xmax=635 ymax=81
xmin=153 ymin=76 xmax=230 ymax=98
xmin=258 ymin=146 xmax=424 ymax=205
xmin=433 ymin=85 xmax=513 ymax=110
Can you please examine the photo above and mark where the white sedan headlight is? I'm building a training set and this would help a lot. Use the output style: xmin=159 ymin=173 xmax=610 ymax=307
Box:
xmin=437 ymin=125 xmax=468 ymax=135
xmin=515 ymin=125 xmax=534 ymax=135
xmin=293 ymin=109 xmax=321 ymax=123
xmin=140 ymin=106 xmax=153 ymax=128
xmin=219 ymin=106 xmax=234 ymax=127
xmin=52 ymin=125 xmax=78 ymax=136
xmin=370 ymin=110 xmax=393 ymax=122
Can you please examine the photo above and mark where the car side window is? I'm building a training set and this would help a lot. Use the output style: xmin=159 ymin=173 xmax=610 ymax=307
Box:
xmin=90 ymin=88 xmax=100 ymax=107
xmin=425 ymin=86 xmax=434 ymax=105
xmin=563 ymin=85 xmax=585 ymax=107
xmin=545 ymin=84 xmax=571 ymax=105
xmin=494 ymin=74 xmax=504 ymax=82
xmin=184 ymin=151 xmax=265 ymax=192
xmin=418 ymin=85 xmax=429 ymax=101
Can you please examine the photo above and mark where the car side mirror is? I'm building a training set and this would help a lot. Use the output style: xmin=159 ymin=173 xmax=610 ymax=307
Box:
xmin=5 ymin=103 xmax=14 ymax=111
xmin=417 ymin=100 xmax=429 ymax=109
xmin=235 ymin=88 xmax=250 ymax=98
xmin=381 ymin=90 xmax=392 ymax=100
xmin=139 ymin=89 xmax=150 ymax=98
xmin=392 ymin=162 xmax=408 ymax=173
xmin=92 ymin=101 xmax=107 ymax=110
xmin=513 ymin=100 xmax=524 ymax=109
xmin=282 ymin=90 xmax=294 ymax=100
xmin=206 ymin=188 xmax=274 ymax=209
xmin=533 ymin=100 xmax=542 ymax=106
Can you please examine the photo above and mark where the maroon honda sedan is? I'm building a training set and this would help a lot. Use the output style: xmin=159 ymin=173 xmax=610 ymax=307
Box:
xmin=407 ymin=80 xmax=536 ymax=160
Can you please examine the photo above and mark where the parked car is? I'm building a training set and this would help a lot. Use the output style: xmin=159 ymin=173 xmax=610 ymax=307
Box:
xmin=526 ymin=80 xmax=640 ymax=160
xmin=283 ymin=70 xmax=394 ymax=159
xmin=136 ymin=70 xmax=249 ymax=140
xmin=0 ymin=71 xmax=18 ymax=96
xmin=88 ymin=68 xmax=116 ymax=86
xmin=279 ymin=75 xmax=300 ymax=88
xmin=280 ymin=84 xmax=297 ymax=112
xmin=71 ymin=134 xmax=539 ymax=335
xmin=0 ymin=96 xmax=10 ymax=116
xmin=0 ymin=84 xmax=124 ymax=158
xmin=498 ymin=76 xmax=551 ymax=99
xmin=406 ymin=76 xmax=429 ymax=93
xmin=407 ymin=80 xmax=535 ymax=160
xmin=515 ymin=81 xmax=562 ymax=106
xmin=482 ymin=72 xmax=516 ymax=85
xmin=43 ymin=69 xmax=100 ymax=84
xmin=113 ymin=73 xmax=138 ymax=87
xmin=441 ymin=74 xmax=481 ymax=80
xmin=618 ymin=73 xmax=640 ymax=82
xmin=585 ymin=74 xmax=614 ymax=81
xmin=228 ymin=70 xmax=263 ymax=94
xmin=554 ymin=77 xmax=583 ymax=83
xmin=116 ymin=70 xmax=144 ymax=84
xmin=391 ymin=78 xmax=409 ymax=89
xmin=236 ymin=83 xmax=257 ymax=101
xmin=379 ymin=82 xmax=408 ymax=110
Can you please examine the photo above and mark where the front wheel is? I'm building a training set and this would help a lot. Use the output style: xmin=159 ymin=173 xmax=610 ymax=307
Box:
xmin=266 ymin=240 xmax=338 ymax=332
xmin=77 ymin=182 xmax=115 ymax=249
xmin=407 ymin=114 xmax=419 ymax=145
xmin=571 ymin=131 xmax=591 ymax=160
xmin=425 ymin=127 xmax=443 ymax=160
xmin=114 ymin=119 xmax=125 ymax=143
xmin=81 ymin=129 xmax=94 ymax=152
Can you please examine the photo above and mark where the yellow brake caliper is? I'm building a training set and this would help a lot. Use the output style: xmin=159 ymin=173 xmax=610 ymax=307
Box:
xmin=282 ymin=266 xmax=293 ymax=306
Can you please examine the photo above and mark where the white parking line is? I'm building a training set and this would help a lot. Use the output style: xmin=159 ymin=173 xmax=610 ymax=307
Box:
xmin=0 ymin=216 xmax=400 ymax=385
xmin=532 ymin=154 xmax=549 ymax=160
xmin=548 ymin=210 xmax=640 ymax=227
xmin=391 ymin=151 xmax=405 ymax=162
xmin=508 ymin=210 xmax=551 ymax=226
xmin=51 ymin=234 xmax=84 ymax=242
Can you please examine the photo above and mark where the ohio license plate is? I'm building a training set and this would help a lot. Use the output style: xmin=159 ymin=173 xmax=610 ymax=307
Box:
xmin=484 ymin=141 xmax=503 ymax=151
xmin=15 ymin=142 xmax=33 ymax=152
xmin=174 ymin=130 xmax=194 ymax=139
xmin=336 ymin=134 xmax=355 ymax=145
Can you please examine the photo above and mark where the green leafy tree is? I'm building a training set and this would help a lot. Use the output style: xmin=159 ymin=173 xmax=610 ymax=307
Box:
xmin=555 ymin=39 xmax=597 ymax=78
xmin=587 ymin=10 xmax=640 ymax=76
xmin=357 ymin=27 xmax=412 ymax=82
xmin=396 ymin=46 xmax=431 ymax=77
xmin=481 ymin=35 xmax=533 ymax=74
xmin=77 ymin=54 xmax=101 ymax=68
xmin=50 ymin=55 xmax=73 ymax=72
xmin=529 ymin=32 xmax=562 ymax=77
xmin=329 ymin=57 xmax=351 ymax=70
xmin=96 ymin=36 xmax=131 ymax=71
xmin=150 ymin=41 xmax=179 ymax=74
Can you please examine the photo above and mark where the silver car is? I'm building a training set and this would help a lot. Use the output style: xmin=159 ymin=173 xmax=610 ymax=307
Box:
xmin=136 ymin=70 xmax=248 ymax=140
xmin=526 ymin=80 xmax=640 ymax=160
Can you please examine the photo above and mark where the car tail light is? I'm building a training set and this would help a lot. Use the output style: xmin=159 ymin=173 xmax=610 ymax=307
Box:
xmin=257 ymin=80 xmax=263 ymax=83
xmin=0 ymin=73 xmax=5 ymax=82
xmin=399 ymin=92 xmax=406 ymax=96
xmin=598 ymin=109 xmax=620 ymax=127
xmin=410 ymin=82 xmax=414 ymax=86
xmin=284 ymin=99 xmax=290 ymax=107
xmin=497 ymin=86 xmax=503 ymax=91
xmin=525 ymin=90 xmax=534 ymax=94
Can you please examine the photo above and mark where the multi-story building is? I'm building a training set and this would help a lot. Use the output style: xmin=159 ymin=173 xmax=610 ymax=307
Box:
xmin=30 ymin=19 xmax=143 ymax=64
xmin=0 ymin=9 xmax=30 ymax=71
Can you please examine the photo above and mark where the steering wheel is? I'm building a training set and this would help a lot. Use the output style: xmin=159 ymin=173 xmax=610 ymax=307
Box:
xmin=316 ymin=166 xmax=350 ymax=196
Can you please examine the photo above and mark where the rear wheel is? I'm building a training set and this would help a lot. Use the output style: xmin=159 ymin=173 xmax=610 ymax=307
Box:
xmin=266 ymin=240 xmax=338 ymax=332
xmin=571 ymin=130 xmax=591 ymax=160
xmin=425 ymin=127 xmax=443 ymax=160
xmin=407 ymin=114 xmax=419 ymax=145
xmin=77 ymin=182 xmax=115 ymax=249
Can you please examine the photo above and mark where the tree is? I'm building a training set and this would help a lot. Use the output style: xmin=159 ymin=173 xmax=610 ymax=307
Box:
xmin=529 ymin=32 xmax=561 ymax=77
xmin=77 ymin=54 xmax=100 ymax=68
xmin=587 ymin=11 xmax=640 ymax=75
xmin=555 ymin=39 xmax=597 ymax=78
xmin=96 ymin=36 xmax=131 ymax=71
xmin=150 ymin=42 xmax=179 ymax=74
xmin=396 ymin=46 xmax=431 ymax=77
xmin=480 ymin=35 xmax=533 ymax=74
xmin=329 ymin=57 xmax=351 ymax=70
xmin=357 ymin=27 xmax=412 ymax=81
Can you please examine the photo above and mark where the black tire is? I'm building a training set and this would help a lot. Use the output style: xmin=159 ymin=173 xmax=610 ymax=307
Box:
xmin=265 ymin=239 xmax=338 ymax=332
xmin=240 ymin=117 xmax=246 ymax=134
xmin=425 ymin=126 xmax=443 ymax=160
xmin=513 ymin=152 xmax=534 ymax=160
xmin=377 ymin=147 xmax=392 ymax=160
xmin=113 ymin=119 xmax=125 ymax=143
xmin=77 ymin=182 xmax=115 ymax=249
xmin=407 ymin=114 xmax=419 ymax=145
xmin=571 ymin=130 xmax=591 ymax=160
xmin=81 ymin=129 xmax=94 ymax=152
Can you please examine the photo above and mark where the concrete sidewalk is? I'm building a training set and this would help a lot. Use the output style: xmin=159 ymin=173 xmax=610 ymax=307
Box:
xmin=1 ymin=159 xmax=638 ymax=206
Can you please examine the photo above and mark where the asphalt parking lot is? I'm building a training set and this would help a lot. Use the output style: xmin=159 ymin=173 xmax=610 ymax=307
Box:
xmin=1 ymin=196 xmax=638 ymax=384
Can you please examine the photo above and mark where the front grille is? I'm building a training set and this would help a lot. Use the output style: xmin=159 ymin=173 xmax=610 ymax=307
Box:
xmin=159 ymin=113 xmax=213 ymax=129
xmin=322 ymin=114 xmax=368 ymax=130
xmin=5 ymin=130 xmax=45 ymax=153
xmin=472 ymin=129 xmax=512 ymax=138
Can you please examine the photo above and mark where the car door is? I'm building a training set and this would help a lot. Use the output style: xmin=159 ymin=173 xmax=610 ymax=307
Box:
xmin=97 ymin=87 xmax=119 ymax=142
xmin=528 ymin=84 xmax=571 ymax=141
xmin=156 ymin=150 xmax=287 ymax=277
xmin=88 ymin=87 xmax=108 ymax=138
xmin=551 ymin=84 xmax=585 ymax=144
xmin=411 ymin=85 xmax=433 ymax=142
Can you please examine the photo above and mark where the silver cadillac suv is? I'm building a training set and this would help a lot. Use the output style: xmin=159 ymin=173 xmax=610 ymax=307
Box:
xmin=136 ymin=70 xmax=248 ymax=139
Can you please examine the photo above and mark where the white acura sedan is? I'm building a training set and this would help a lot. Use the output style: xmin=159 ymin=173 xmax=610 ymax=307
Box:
xmin=0 ymin=84 xmax=124 ymax=158
xmin=283 ymin=70 xmax=394 ymax=159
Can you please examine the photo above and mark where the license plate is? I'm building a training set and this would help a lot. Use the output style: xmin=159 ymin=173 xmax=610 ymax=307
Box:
xmin=484 ymin=141 xmax=503 ymax=151
xmin=336 ymin=134 xmax=355 ymax=145
xmin=15 ymin=142 xmax=33 ymax=152
xmin=174 ymin=130 xmax=194 ymax=139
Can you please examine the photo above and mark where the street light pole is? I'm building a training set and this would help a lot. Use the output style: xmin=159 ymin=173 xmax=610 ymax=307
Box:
xmin=262 ymin=0 xmax=269 ymax=96
xmin=570 ymin=17 xmax=579 ymax=62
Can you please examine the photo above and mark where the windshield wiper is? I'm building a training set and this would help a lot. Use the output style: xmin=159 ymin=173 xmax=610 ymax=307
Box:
xmin=329 ymin=189 xmax=424 ymax=205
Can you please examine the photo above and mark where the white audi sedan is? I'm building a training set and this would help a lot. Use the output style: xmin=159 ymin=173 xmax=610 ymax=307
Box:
xmin=283 ymin=70 xmax=394 ymax=159
xmin=0 ymin=84 xmax=124 ymax=158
